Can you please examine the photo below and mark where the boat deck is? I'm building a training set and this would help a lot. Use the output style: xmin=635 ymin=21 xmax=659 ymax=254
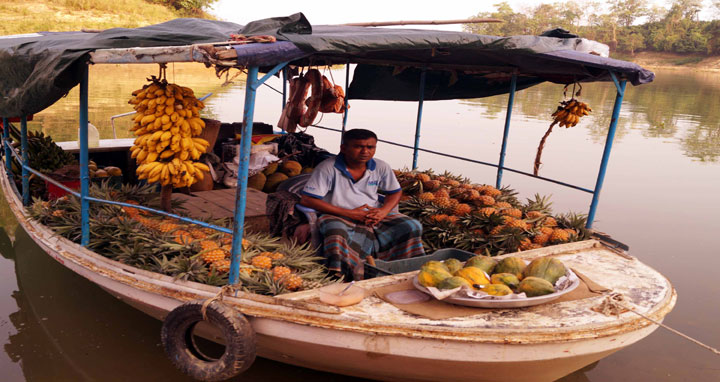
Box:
xmin=173 ymin=187 xmax=269 ymax=232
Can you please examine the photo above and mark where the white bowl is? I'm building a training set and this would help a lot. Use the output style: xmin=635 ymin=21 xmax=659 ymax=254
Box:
xmin=317 ymin=283 xmax=367 ymax=307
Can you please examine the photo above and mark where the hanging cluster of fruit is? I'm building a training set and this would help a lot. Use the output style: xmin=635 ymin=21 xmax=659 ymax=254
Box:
xmin=396 ymin=169 xmax=588 ymax=255
xmin=277 ymin=68 xmax=346 ymax=132
xmin=128 ymin=68 xmax=210 ymax=188
xmin=533 ymin=83 xmax=592 ymax=175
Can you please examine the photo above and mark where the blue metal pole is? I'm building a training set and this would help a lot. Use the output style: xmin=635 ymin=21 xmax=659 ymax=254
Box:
xmin=587 ymin=76 xmax=627 ymax=229
xmin=341 ymin=63 xmax=351 ymax=142
xmin=412 ymin=68 xmax=427 ymax=170
xmin=229 ymin=66 xmax=259 ymax=285
xmin=20 ymin=116 xmax=29 ymax=206
xmin=496 ymin=74 xmax=517 ymax=189
xmin=3 ymin=117 xmax=11 ymax=180
xmin=79 ymin=64 xmax=90 ymax=246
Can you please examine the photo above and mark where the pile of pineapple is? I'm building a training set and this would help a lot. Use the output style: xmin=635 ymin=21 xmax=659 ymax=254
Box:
xmin=395 ymin=169 xmax=588 ymax=255
xmin=29 ymin=181 xmax=332 ymax=295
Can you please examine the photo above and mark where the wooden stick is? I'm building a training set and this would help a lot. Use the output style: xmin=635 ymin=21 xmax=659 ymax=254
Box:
xmin=160 ymin=184 xmax=172 ymax=212
xmin=342 ymin=18 xmax=502 ymax=27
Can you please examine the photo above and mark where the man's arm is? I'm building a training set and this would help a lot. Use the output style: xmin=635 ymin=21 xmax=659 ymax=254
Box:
xmin=300 ymin=195 xmax=370 ymax=222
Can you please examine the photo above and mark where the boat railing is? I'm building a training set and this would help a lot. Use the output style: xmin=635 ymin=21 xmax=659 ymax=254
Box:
xmin=1 ymin=59 xmax=626 ymax=287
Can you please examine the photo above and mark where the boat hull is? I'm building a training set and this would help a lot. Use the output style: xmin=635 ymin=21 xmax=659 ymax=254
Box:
xmin=0 ymin=170 xmax=676 ymax=382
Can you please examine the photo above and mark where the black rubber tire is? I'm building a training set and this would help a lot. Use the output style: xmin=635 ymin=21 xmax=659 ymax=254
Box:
xmin=161 ymin=300 xmax=256 ymax=381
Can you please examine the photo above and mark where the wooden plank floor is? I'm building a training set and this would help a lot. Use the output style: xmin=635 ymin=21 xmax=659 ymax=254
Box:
xmin=173 ymin=188 xmax=269 ymax=232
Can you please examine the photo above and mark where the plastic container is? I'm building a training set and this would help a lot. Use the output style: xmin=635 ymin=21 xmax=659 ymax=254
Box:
xmin=45 ymin=179 xmax=80 ymax=200
xmin=317 ymin=283 xmax=367 ymax=307
xmin=78 ymin=121 xmax=100 ymax=148
xmin=364 ymin=248 xmax=475 ymax=278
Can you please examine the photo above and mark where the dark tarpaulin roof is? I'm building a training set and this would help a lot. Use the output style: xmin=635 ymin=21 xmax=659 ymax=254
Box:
xmin=0 ymin=13 xmax=653 ymax=117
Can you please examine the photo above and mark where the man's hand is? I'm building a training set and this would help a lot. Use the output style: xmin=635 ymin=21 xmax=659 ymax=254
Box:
xmin=364 ymin=207 xmax=390 ymax=227
xmin=345 ymin=204 xmax=371 ymax=223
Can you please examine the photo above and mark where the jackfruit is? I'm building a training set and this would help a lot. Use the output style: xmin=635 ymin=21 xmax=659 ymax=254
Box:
xmin=280 ymin=161 xmax=302 ymax=177
xmin=263 ymin=172 xmax=288 ymax=193
xmin=248 ymin=172 xmax=266 ymax=191
xmin=263 ymin=162 xmax=278 ymax=176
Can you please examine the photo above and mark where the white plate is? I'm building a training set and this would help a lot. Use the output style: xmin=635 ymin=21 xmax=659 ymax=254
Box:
xmin=412 ymin=269 xmax=581 ymax=308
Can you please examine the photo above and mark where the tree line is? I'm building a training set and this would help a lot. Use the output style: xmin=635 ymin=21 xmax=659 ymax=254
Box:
xmin=465 ymin=0 xmax=720 ymax=55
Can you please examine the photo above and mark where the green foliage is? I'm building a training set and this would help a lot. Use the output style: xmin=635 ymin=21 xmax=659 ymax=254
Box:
xmin=150 ymin=0 xmax=218 ymax=16
xmin=466 ymin=0 xmax=720 ymax=56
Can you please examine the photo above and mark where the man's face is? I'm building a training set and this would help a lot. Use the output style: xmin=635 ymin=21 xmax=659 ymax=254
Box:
xmin=341 ymin=138 xmax=377 ymax=164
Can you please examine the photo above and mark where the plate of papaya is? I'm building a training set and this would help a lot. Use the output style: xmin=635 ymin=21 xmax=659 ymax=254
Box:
xmin=412 ymin=256 xmax=581 ymax=308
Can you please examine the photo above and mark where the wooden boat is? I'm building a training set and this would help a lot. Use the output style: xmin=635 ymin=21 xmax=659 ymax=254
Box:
xmin=0 ymin=15 xmax=674 ymax=382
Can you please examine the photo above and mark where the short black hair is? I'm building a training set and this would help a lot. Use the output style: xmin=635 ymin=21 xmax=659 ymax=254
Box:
xmin=342 ymin=129 xmax=377 ymax=144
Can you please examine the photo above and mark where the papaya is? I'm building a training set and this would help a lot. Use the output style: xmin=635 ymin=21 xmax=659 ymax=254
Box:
xmin=522 ymin=257 xmax=567 ymax=285
xmin=490 ymin=273 xmax=520 ymax=289
xmin=481 ymin=284 xmax=513 ymax=296
xmin=437 ymin=276 xmax=471 ymax=290
xmin=443 ymin=258 xmax=463 ymax=274
xmin=454 ymin=266 xmax=490 ymax=287
xmin=465 ymin=255 xmax=497 ymax=274
xmin=517 ymin=276 xmax=555 ymax=297
xmin=495 ymin=257 xmax=526 ymax=280
xmin=417 ymin=268 xmax=452 ymax=288
xmin=421 ymin=260 xmax=449 ymax=273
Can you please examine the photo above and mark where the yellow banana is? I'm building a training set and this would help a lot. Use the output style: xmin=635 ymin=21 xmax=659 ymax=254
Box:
xmin=193 ymin=162 xmax=210 ymax=172
xmin=146 ymin=152 xmax=159 ymax=163
xmin=160 ymin=149 xmax=175 ymax=159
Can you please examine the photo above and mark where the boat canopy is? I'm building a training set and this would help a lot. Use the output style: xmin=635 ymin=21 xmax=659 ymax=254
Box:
xmin=0 ymin=13 xmax=653 ymax=117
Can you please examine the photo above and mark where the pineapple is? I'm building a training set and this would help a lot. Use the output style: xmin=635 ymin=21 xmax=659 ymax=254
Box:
xmin=540 ymin=226 xmax=554 ymax=235
xmin=433 ymin=189 xmax=450 ymax=199
xmin=484 ymin=187 xmax=502 ymax=198
xmin=452 ymin=203 xmax=472 ymax=216
xmin=429 ymin=214 xmax=449 ymax=223
xmin=283 ymin=274 xmax=303 ymax=291
xmin=463 ymin=189 xmax=481 ymax=201
xmin=272 ymin=266 xmax=292 ymax=281
xmin=532 ymin=233 xmax=551 ymax=245
xmin=416 ymin=173 xmax=431 ymax=182
xmin=268 ymin=252 xmax=285 ymax=260
xmin=432 ymin=197 xmax=452 ymax=209
xmin=543 ymin=217 xmax=558 ymax=227
xmin=52 ymin=209 xmax=64 ymax=217
xmin=201 ymin=248 xmax=228 ymax=264
xmin=212 ymin=259 xmax=231 ymax=273
xmin=198 ymin=240 xmax=219 ymax=251
xmin=495 ymin=201 xmax=512 ymax=209
xmin=507 ymin=219 xmax=529 ymax=231
xmin=445 ymin=216 xmax=459 ymax=224
xmin=502 ymin=208 xmax=523 ymax=219
xmin=251 ymin=255 xmax=273 ymax=269
xmin=446 ymin=179 xmax=461 ymax=187
xmin=418 ymin=192 xmax=435 ymax=203
xmin=477 ymin=195 xmax=495 ymax=206
xmin=174 ymin=230 xmax=194 ymax=245
xmin=489 ymin=225 xmax=506 ymax=236
xmin=190 ymin=229 xmax=208 ymax=240
xmin=525 ymin=211 xmax=545 ymax=219
xmin=477 ymin=207 xmax=497 ymax=217
xmin=447 ymin=198 xmax=460 ymax=208
xmin=423 ymin=180 xmax=441 ymax=191
xmin=549 ymin=228 xmax=569 ymax=243
xmin=519 ymin=238 xmax=533 ymax=251
xmin=157 ymin=220 xmax=179 ymax=233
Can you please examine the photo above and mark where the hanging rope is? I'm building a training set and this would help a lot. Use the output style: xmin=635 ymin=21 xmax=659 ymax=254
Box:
xmin=594 ymin=292 xmax=720 ymax=356
xmin=201 ymin=284 xmax=237 ymax=321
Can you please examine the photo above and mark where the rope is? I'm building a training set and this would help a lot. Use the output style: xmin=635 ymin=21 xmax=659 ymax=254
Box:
xmin=594 ymin=293 xmax=720 ymax=356
xmin=201 ymin=284 xmax=236 ymax=321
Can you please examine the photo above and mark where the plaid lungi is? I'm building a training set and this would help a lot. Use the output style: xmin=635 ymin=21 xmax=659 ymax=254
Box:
xmin=318 ymin=212 xmax=425 ymax=280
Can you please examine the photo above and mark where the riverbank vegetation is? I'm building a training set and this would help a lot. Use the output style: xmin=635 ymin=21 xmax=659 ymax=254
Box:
xmin=0 ymin=0 xmax=216 ymax=34
xmin=466 ymin=0 xmax=720 ymax=57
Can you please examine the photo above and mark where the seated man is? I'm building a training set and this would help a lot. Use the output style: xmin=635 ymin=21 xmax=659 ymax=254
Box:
xmin=300 ymin=129 xmax=425 ymax=280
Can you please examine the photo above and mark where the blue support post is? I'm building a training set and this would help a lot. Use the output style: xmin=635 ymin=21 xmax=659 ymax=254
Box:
xmin=341 ymin=63 xmax=351 ymax=142
xmin=496 ymin=74 xmax=517 ymax=189
xmin=3 ymin=117 xmax=11 ymax=180
xmin=412 ymin=68 xmax=427 ymax=170
xmin=587 ymin=73 xmax=627 ymax=229
xmin=229 ymin=66 xmax=260 ymax=285
xmin=79 ymin=64 xmax=90 ymax=246
xmin=20 ymin=117 xmax=29 ymax=206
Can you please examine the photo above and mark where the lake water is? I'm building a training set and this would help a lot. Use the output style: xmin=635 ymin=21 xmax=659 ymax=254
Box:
xmin=0 ymin=64 xmax=718 ymax=381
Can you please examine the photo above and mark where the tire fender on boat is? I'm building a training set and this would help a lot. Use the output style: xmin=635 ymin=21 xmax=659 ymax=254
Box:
xmin=161 ymin=300 xmax=256 ymax=381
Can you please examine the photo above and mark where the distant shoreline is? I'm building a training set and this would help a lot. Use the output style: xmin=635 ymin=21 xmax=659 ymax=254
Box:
xmin=616 ymin=51 xmax=720 ymax=72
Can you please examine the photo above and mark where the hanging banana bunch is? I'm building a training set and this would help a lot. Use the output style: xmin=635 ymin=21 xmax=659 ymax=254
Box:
xmin=550 ymin=99 xmax=592 ymax=128
xmin=127 ymin=68 xmax=211 ymax=188
xmin=533 ymin=82 xmax=593 ymax=176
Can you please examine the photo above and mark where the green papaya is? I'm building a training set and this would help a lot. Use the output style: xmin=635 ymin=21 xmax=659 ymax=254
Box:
xmin=522 ymin=257 xmax=567 ymax=285
xmin=495 ymin=257 xmax=526 ymax=280
xmin=517 ymin=276 xmax=555 ymax=297
xmin=465 ymin=255 xmax=497 ymax=274
xmin=490 ymin=273 xmax=520 ymax=289
xmin=421 ymin=260 xmax=450 ymax=273
xmin=437 ymin=276 xmax=471 ymax=290
xmin=417 ymin=268 xmax=452 ymax=287
xmin=481 ymin=284 xmax=513 ymax=296
xmin=443 ymin=258 xmax=463 ymax=274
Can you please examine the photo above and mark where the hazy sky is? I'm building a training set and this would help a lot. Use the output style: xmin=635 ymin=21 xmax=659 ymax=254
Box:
xmin=209 ymin=0 xmax=715 ymax=31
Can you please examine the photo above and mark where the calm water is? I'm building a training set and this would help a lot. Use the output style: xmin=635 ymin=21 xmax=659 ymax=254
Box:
xmin=0 ymin=64 xmax=718 ymax=381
